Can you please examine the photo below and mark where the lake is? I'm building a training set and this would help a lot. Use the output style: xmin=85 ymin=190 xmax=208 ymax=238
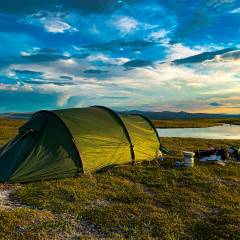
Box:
xmin=157 ymin=124 xmax=240 ymax=139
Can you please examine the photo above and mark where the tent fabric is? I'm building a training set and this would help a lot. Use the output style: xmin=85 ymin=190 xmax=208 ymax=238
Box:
xmin=0 ymin=106 xmax=160 ymax=183
xmin=9 ymin=112 xmax=81 ymax=182
xmin=120 ymin=115 xmax=160 ymax=162
xmin=54 ymin=107 xmax=133 ymax=173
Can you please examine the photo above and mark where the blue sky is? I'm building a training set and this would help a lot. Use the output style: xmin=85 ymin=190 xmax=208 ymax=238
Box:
xmin=0 ymin=0 xmax=240 ymax=113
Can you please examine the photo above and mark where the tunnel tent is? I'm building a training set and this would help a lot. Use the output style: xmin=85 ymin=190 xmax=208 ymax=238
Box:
xmin=0 ymin=106 xmax=160 ymax=183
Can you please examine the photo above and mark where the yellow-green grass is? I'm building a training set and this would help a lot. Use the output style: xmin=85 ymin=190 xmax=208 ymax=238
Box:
xmin=0 ymin=118 xmax=25 ymax=146
xmin=153 ymin=118 xmax=240 ymax=128
xmin=0 ymin=118 xmax=240 ymax=239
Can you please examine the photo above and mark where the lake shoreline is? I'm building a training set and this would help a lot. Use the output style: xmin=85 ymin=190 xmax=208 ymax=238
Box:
xmin=157 ymin=123 xmax=236 ymax=129
xmin=157 ymin=124 xmax=240 ymax=140
xmin=153 ymin=118 xmax=240 ymax=128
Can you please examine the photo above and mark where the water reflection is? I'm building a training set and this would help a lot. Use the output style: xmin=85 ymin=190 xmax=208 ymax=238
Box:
xmin=157 ymin=124 xmax=240 ymax=139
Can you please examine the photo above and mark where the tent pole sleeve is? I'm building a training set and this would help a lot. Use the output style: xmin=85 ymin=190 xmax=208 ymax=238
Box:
xmin=91 ymin=106 xmax=135 ymax=162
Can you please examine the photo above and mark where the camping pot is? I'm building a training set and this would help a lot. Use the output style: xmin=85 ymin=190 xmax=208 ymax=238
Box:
xmin=183 ymin=151 xmax=195 ymax=168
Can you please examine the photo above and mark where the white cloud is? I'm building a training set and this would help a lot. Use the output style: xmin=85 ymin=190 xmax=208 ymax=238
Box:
xmin=87 ymin=53 xmax=129 ymax=65
xmin=58 ymin=58 xmax=78 ymax=65
xmin=230 ymin=7 xmax=240 ymax=13
xmin=0 ymin=82 xmax=33 ymax=92
xmin=20 ymin=51 xmax=31 ymax=57
xmin=166 ymin=44 xmax=203 ymax=61
xmin=21 ymin=11 xmax=78 ymax=33
xmin=43 ymin=19 xmax=77 ymax=33
xmin=206 ymin=50 xmax=240 ymax=63
xmin=115 ymin=16 xmax=139 ymax=34
xmin=149 ymin=29 xmax=168 ymax=40
xmin=5 ymin=50 xmax=240 ymax=112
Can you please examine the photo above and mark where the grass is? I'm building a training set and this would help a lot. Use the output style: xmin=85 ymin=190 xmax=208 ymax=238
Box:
xmin=0 ymin=118 xmax=240 ymax=239
xmin=0 ymin=118 xmax=25 ymax=146
xmin=153 ymin=118 xmax=240 ymax=128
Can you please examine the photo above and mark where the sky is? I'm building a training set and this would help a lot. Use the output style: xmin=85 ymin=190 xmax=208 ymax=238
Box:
xmin=0 ymin=0 xmax=240 ymax=113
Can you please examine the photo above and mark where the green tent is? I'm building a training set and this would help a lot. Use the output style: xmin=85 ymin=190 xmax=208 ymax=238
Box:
xmin=0 ymin=106 xmax=160 ymax=183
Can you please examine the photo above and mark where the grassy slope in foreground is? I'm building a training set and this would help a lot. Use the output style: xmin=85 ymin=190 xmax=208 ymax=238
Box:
xmin=0 ymin=118 xmax=240 ymax=239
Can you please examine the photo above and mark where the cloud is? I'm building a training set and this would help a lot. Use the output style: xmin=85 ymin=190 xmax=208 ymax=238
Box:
xmin=88 ymin=39 xmax=155 ymax=51
xmin=21 ymin=11 xmax=79 ymax=34
xmin=123 ymin=59 xmax=153 ymax=68
xmin=87 ymin=53 xmax=129 ymax=65
xmin=13 ymin=69 xmax=43 ymax=76
xmin=167 ymin=44 xmax=205 ymax=62
xmin=230 ymin=7 xmax=240 ymax=13
xmin=0 ymin=0 xmax=240 ymax=113
xmin=60 ymin=75 xmax=73 ymax=80
xmin=171 ymin=0 xmax=239 ymax=42
xmin=101 ymin=96 xmax=129 ymax=100
xmin=209 ymin=102 xmax=223 ymax=107
xmin=22 ymin=53 xmax=70 ymax=62
xmin=0 ymin=82 xmax=33 ymax=92
xmin=0 ymin=0 xmax=123 ymax=15
xmin=21 ymin=80 xmax=76 ymax=86
xmin=149 ymin=29 xmax=168 ymax=40
xmin=12 ymin=69 xmax=44 ymax=81
xmin=42 ymin=19 xmax=76 ymax=33
xmin=84 ymin=69 xmax=108 ymax=74
xmin=20 ymin=48 xmax=71 ymax=62
xmin=212 ymin=50 xmax=240 ymax=62
xmin=172 ymin=47 xmax=237 ymax=64
xmin=2 ymin=57 xmax=240 ymax=113
xmin=114 ymin=16 xmax=139 ymax=34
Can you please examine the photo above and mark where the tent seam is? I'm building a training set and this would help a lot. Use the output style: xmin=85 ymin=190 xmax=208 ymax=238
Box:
xmin=91 ymin=106 xmax=135 ymax=163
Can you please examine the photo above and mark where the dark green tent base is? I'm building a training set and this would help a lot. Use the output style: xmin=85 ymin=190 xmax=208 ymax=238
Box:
xmin=0 ymin=106 xmax=160 ymax=183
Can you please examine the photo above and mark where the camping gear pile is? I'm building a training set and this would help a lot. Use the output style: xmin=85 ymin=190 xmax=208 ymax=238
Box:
xmin=195 ymin=145 xmax=240 ymax=165
xmin=228 ymin=146 xmax=240 ymax=161
xmin=0 ymin=106 xmax=161 ymax=183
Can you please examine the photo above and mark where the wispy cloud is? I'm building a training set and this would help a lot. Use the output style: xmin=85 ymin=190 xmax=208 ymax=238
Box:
xmin=114 ymin=16 xmax=139 ymax=34
xmin=230 ymin=7 xmax=240 ymax=14
xmin=86 ymin=53 xmax=129 ymax=65
xmin=43 ymin=19 xmax=77 ymax=33
xmin=149 ymin=29 xmax=168 ymax=40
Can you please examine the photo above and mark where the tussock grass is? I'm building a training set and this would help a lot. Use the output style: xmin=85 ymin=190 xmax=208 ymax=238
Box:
xmin=0 ymin=118 xmax=240 ymax=239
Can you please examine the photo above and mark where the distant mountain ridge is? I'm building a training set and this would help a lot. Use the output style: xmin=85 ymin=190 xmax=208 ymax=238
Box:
xmin=1 ymin=110 xmax=240 ymax=120
xmin=0 ymin=112 xmax=33 ymax=119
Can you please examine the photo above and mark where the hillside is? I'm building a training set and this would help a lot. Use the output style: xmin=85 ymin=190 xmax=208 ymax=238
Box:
xmin=0 ymin=118 xmax=240 ymax=239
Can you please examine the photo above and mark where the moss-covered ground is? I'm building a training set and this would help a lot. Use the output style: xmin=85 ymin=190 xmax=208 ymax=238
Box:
xmin=0 ymin=117 xmax=240 ymax=239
